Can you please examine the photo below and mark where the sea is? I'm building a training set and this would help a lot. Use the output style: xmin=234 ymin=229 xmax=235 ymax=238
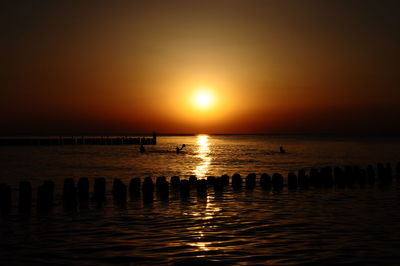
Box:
xmin=1 ymin=135 xmax=400 ymax=265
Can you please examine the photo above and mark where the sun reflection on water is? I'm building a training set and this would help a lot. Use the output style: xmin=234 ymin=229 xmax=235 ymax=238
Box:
xmin=194 ymin=135 xmax=211 ymax=179
xmin=185 ymin=197 xmax=224 ymax=253
xmin=190 ymin=136 xmax=226 ymax=253
xmin=188 ymin=241 xmax=212 ymax=252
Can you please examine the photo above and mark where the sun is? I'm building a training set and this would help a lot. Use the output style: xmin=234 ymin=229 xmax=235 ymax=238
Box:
xmin=193 ymin=90 xmax=215 ymax=109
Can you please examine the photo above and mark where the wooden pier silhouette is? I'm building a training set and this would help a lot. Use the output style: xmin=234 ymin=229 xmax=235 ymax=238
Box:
xmin=0 ymin=133 xmax=157 ymax=146
xmin=0 ymin=162 xmax=399 ymax=214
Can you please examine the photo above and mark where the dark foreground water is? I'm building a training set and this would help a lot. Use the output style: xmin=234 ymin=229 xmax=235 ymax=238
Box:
xmin=1 ymin=135 xmax=400 ymax=265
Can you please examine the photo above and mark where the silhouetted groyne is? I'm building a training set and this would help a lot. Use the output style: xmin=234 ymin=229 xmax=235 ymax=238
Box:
xmin=0 ymin=162 xmax=399 ymax=214
xmin=0 ymin=134 xmax=157 ymax=146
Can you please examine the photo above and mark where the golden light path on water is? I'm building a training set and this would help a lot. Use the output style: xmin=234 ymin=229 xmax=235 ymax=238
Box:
xmin=193 ymin=135 xmax=211 ymax=179
xmin=190 ymin=134 xmax=223 ymax=253
xmin=188 ymin=199 xmax=223 ymax=253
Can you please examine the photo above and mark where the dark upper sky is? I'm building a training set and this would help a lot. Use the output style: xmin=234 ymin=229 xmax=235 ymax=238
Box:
xmin=1 ymin=0 xmax=400 ymax=134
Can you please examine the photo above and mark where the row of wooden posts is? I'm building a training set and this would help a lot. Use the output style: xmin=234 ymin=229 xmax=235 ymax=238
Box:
xmin=0 ymin=162 xmax=399 ymax=214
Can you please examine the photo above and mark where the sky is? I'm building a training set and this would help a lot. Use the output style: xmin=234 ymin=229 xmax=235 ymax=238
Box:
xmin=1 ymin=0 xmax=400 ymax=135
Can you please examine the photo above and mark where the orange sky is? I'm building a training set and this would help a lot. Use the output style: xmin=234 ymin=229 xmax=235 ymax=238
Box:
xmin=2 ymin=0 xmax=400 ymax=134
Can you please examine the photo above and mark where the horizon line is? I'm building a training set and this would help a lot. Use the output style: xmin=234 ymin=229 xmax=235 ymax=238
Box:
xmin=1 ymin=132 xmax=400 ymax=137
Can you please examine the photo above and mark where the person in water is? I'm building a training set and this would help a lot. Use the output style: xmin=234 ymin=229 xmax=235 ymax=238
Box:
xmin=176 ymin=144 xmax=186 ymax=154
xmin=279 ymin=146 xmax=286 ymax=154
xmin=140 ymin=144 xmax=146 ymax=153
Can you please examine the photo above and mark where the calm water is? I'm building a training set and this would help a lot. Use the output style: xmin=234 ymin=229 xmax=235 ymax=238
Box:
xmin=1 ymin=135 xmax=400 ymax=265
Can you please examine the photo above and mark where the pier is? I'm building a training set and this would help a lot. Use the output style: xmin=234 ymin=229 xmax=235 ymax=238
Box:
xmin=0 ymin=133 xmax=157 ymax=146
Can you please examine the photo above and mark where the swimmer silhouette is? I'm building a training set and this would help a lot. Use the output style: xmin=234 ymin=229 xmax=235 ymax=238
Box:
xmin=176 ymin=144 xmax=186 ymax=154
xmin=140 ymin=144 xmax=146 ymax=153
xmin=279 ymin=146 xmax=286 ymax=154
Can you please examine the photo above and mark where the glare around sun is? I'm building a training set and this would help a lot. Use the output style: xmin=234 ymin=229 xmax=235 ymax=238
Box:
xmin=193 ymin=90 xmax=215 ymax=109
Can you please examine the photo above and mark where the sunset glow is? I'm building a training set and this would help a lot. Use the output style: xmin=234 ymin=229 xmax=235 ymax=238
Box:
xmin=192 ymin=90 xmax=215 ymax=110
xmin=1 ymin=1 xmax=400 ymax=265
xmin=1 ymin=1 xmax=400 ymax=135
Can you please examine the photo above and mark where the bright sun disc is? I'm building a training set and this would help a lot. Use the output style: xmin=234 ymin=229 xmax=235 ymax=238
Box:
xmin=193 ymin=90 xmax=214 ymax=109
